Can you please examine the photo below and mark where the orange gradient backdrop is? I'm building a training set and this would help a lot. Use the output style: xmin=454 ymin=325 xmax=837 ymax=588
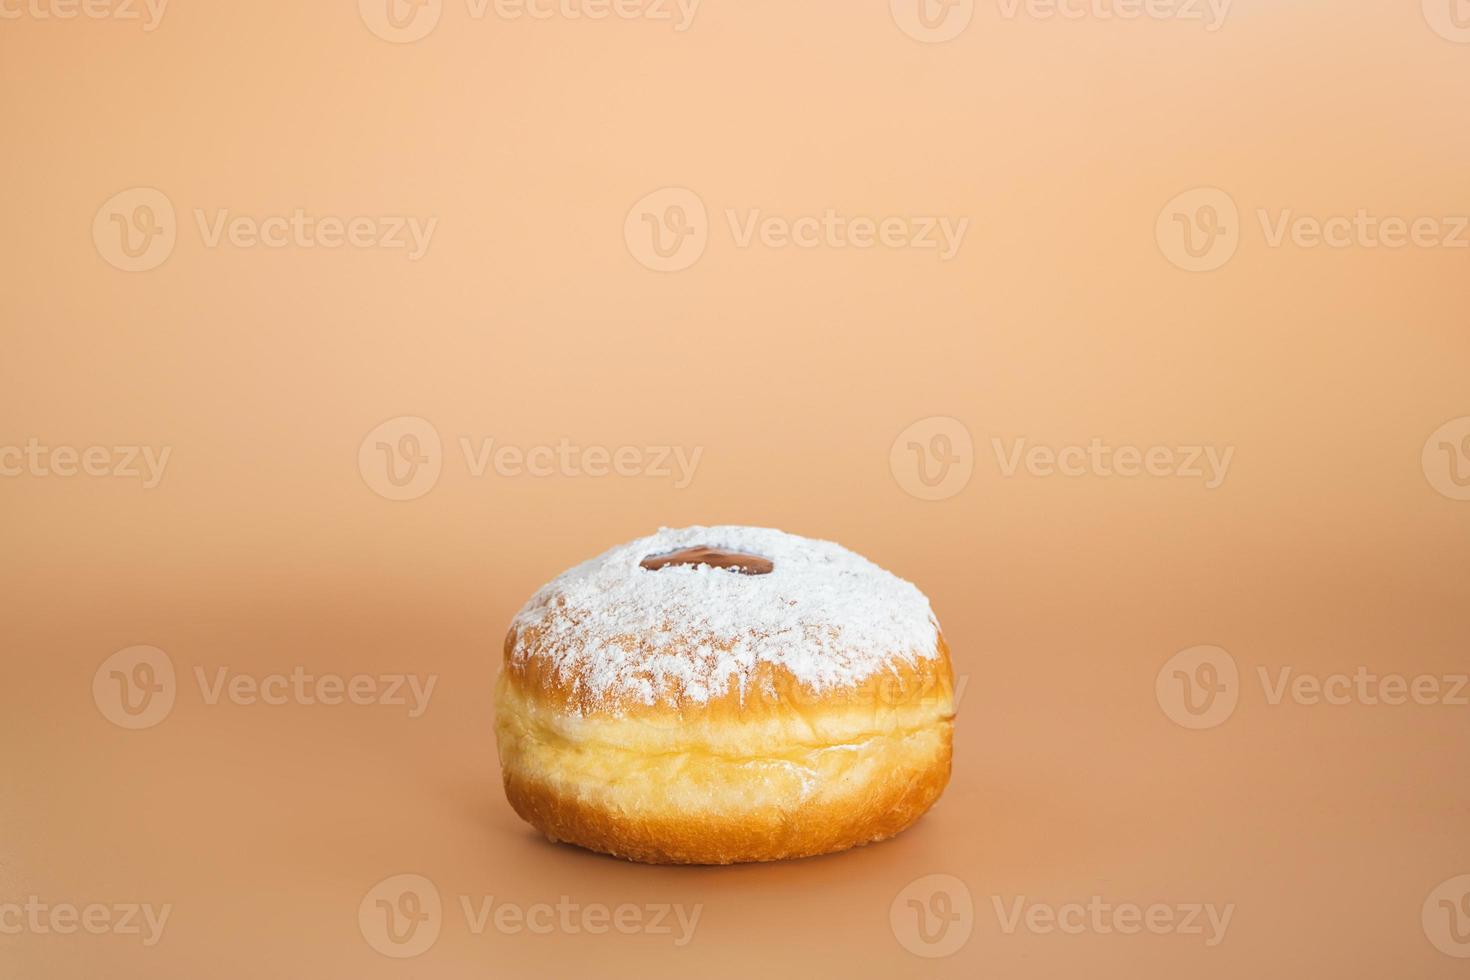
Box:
xmin=2 ymin=1 xmax=1468 ymax=977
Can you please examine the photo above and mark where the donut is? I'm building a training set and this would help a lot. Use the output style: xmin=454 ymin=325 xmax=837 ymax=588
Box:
xmin=494 ymin=526 xmax=955 ymax=865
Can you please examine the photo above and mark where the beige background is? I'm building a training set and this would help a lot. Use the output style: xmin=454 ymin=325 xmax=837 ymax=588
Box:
xmin=3 ymin=0 xmax=1469 ymax=977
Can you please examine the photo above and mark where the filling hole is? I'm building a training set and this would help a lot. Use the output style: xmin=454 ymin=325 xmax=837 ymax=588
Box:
xmin=639 ymin=546 xmax=774 ymax=575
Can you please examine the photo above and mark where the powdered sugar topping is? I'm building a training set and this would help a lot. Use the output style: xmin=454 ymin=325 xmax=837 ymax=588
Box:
xmin=509 ymin=526 xmax=940 ymax=712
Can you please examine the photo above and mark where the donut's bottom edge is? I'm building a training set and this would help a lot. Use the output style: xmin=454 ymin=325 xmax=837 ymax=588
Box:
xmin=499 ymin=731 xmax=952 ymax=865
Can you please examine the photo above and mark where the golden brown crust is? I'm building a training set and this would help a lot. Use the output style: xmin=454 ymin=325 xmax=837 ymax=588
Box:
xmin=503 ymin=624 xmax=955 ymax=726
xmin=501 ymin=728 xmax=951 ymax=865
xmin=494 ymin=633 xmax=955 ymax=864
